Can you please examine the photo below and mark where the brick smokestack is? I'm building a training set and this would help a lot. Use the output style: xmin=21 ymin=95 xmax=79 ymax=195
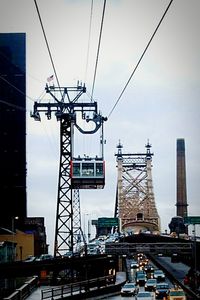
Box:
xmin=176 ymin=139 xmax=188 ymax=218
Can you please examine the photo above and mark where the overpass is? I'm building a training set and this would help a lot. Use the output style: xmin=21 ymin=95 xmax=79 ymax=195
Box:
xmin=0 ymin=254 xmax=117 ymax=281
xmin=1 ymin=234 xmax=198 ymax=280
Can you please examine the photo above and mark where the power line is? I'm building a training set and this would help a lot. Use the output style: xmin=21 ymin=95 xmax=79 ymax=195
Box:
xmin=90 ymin=0 xmax=106 ymax=101
xmin=108 ymin=0 xmax=174 ymax=118
xmin=34 ymin=0 xmax=61 ymax=92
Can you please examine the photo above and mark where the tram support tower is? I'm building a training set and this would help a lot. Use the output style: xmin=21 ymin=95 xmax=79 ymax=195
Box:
xmin=115 ymin=141 xmax=160 ymax=234
xmin=31 ymin=83 xmax=106 ymax=256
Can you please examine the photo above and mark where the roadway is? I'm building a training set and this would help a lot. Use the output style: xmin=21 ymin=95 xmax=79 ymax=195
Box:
xmin=26 ymin=255 xmax=192 ymax=300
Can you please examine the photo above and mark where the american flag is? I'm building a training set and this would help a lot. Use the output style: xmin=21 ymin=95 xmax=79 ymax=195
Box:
xmin=47 ymin=75 xmax=54 ymax=82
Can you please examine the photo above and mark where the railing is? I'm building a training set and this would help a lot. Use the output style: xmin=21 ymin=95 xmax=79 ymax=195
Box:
xmin=3 ymin=276 xmax=39 ymax=300
xmin=105 ymin=242 xmax=193 ymax=255
xmin=41 ymin=275 xmax=115 ymax=299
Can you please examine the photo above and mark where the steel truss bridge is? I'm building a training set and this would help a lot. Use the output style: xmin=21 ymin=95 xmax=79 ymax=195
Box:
xmin=115 ymin=141 xmax=160 ymax=234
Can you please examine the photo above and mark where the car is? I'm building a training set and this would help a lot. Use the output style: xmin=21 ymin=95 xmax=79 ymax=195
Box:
xmin=153 ymin=269 xmax=165 ymax=281
xmin=145 ymin=278 xmax=157 ymax=291
xmin=136 ymin=270 xmax=146 ymax=277
xmin=23 ymin=255 xmax=36 ymax=262
xmin=144 ymin=264 xmax=154 ymax=273
xmin=121 ymin=282 xmax=139 ymax=296
xmin=136 ymin=291 xmax=154 ymax=300
xmin=130 ymin=260 xmax=139 ymax=268
xmin=155 ymin=282 xmax=170 ymax=299
xmin=35 ymin=254 xmax=53 ymax=261
xmin=63 ymin=251 xmax=73 ymax=258
xmin=136 ymin=273 xmax=147 ymax=286
xmin=167 ymin=287 xmax=186 ymax=300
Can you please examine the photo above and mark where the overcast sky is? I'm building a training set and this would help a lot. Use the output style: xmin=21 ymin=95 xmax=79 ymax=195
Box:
xmin=1 ymin=0 xmax=200 ymax=253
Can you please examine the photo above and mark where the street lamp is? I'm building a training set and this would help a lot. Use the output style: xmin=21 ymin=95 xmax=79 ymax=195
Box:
xmin=12 ymin=216 xmax=19 ymax=261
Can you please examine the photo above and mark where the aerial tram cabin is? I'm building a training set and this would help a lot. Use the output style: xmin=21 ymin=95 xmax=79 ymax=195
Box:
xmin=70 ymin=157 xmax=105 ymax=189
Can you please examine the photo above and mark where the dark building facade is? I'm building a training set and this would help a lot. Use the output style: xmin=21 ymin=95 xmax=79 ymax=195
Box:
xmin=0 ymin=33 xmax=26 ymax=230
xmin=24 ymin=217 xmax=48 ymax=255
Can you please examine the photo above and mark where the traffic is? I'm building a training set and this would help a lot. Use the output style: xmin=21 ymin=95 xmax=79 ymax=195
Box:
xmin=110 ymin=252 xmax=187 ymax=299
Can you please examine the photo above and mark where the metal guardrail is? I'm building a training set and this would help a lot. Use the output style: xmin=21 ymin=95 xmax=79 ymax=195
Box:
xmin=3 ymin=276 xmax=39 ymax=300
xmin=105 ymin=242 xmax=193 ymax=255
xmin=149 ymin=254 xmax=200 ymax=299
xmin=41 ymin=275 xmax=115 ymax=300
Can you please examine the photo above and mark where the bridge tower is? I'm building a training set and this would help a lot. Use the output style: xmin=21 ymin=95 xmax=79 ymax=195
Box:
xmin=115 ymin=141 xmax=160 ymax=234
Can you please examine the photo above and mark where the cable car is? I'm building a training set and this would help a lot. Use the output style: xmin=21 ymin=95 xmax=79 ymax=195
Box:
xmin=70 ymin=157 xmax=105 ymax=189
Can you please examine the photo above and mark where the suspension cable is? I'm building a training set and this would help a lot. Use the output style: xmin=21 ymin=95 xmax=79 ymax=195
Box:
xmin=90 ymin=0 xmax=106 ymax=101
xmin=34 ymin=0 xmax=61 ymax=92
xmin=84 ymin=0 xmax=94 ymax=85
xmin=108 ymin=0 xmax=174 ymax=118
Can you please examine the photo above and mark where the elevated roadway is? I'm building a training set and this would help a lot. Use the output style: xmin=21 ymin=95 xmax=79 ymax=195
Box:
xmin=0 ymin=254 xmax=117 ymax=281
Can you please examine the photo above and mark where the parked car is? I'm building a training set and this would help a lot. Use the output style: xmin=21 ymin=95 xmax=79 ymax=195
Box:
xmin=35 ymin=254 xmax=53 ymax=261
xmin=136 ymin=291 xmax=154 ymax=300
xmin=136 ymin=273 xmax=147 ymax=286
xmin=145 ymin=278 xmax=157 ymax=291
xmin=121 ymin=282 xmax=139 ymax=296
xmin=153 ymin=269 xmax=165 ymax=281
xmin=155 ymin=282 xmax=170 ymax=299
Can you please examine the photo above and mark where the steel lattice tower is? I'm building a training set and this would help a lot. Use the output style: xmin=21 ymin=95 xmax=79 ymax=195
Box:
xmin=31 ymin=83 xmax=105 ymax=256
xmin=73 ymin=189 xmax=82 ymax=249
xmin=115 ymin=141 xmax=160 ymax=234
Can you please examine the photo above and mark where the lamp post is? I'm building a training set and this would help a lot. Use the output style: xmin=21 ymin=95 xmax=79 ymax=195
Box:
xmin=192 ymin=225 xmax=197 ymax=290
xmin=12 ymin=216 xmax=18 ymax=261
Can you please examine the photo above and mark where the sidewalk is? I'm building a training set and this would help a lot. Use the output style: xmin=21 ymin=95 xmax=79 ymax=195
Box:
xmin=26 ymin=273 xmax=126 ymax=300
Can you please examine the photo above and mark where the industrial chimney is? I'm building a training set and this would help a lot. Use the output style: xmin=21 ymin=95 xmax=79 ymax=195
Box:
xmin=176 ymin=138 xmax=188 ymax=218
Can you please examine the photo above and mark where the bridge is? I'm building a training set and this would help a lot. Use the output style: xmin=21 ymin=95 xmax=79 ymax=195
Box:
xmin=1 ymin=234 xmax=198 ymax=279
xmin=2 ymin=142 xmax=200 ymax=299
xmin=114 ymin=141 xmax=160 ymax=234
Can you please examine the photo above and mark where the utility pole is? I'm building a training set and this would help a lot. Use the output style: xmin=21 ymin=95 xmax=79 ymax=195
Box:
xmin=31 ymin=82 xmax=106 ymax=256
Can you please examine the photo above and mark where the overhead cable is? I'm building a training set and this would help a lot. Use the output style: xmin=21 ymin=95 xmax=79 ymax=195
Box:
xmin=84 ymin=0 xmax=94 ymax=84
xmin=0 ymin=99 xmax=27 ymax=111
xmin=34 ymin=0 xmax=61 ymax=94
xmin=91 ymin=0 xmax=106 ymax=101
xmin=108 ymin=0 xmax=174 ymax=118
xmin=0 ymin=75 xmax=35 ymax=102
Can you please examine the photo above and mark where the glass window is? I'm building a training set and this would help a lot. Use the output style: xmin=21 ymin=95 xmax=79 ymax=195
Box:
xmin=82 ymin=163 xmax=94 ymax=176
xmin=96 ymin=163 xmax=103 ymax=176
xmin=73 ymin=163 xmax=80 ymax=176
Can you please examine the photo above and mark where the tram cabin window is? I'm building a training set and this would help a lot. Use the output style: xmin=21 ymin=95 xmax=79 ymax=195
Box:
xmin=96 ymin=163 xmax=103 ymax=176
xmin=82 ymin=163 xmax=94 ymax=176
xmin=73 ymin=163 xmax=80 ymax=176
xmin=71 ymin=160 xmax=105 ymax=189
